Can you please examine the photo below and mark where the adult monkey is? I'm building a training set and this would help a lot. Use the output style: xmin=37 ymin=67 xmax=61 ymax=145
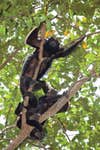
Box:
xmin=21 ymin=22 xmax=86 ymax=99
xmin=20 ymin=22 xmax=57 ymax=104
xmin=15 ymin=90 xmax=69 ymax=140
xmin=19 ymin=22 xmax=86 ymax=133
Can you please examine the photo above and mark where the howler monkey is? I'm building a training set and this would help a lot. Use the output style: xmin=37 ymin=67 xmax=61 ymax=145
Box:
xmin=15 ymin=91 xmax=69 ymax=140
xmin=22 ymin=22 xmax=86 ymax=84
xmin=20 ymin=22 xmax=85 ymax=130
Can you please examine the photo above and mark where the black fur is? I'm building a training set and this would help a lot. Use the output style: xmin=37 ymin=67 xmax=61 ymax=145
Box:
xmin=15 ymin=96 xmax=42 ymax=132
xmin=15 ymin=102 xmax=23 ymax=115
xmin=35 ymin=93 xmax=69 ymax=115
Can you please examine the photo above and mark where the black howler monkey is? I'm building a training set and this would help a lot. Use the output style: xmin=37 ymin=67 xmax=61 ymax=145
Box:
xmin=20 ymin=22 xmax=85 ymax=130
xmin=21 ymin=22 xmax=86 ymax=92
xmin=15 ymin=91 xmax=69 ymax=140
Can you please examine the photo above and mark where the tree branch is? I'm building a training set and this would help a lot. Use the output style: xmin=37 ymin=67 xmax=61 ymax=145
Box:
xmin=86 ymin=30 xmax=100 ymax=37
xmin=6 ymin=23 xmax=47 ymax=150
xmin=21 ymin=22 xmax=46 ymax=128
xmin=6 ymin=76 xmax=89 ymax=150
xmin=0 ymin=125 xmax=16 ymax=136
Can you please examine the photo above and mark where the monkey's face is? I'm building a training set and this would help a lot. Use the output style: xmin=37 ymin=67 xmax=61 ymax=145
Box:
xmin=44 ymin=37 xmax=60 ymax=55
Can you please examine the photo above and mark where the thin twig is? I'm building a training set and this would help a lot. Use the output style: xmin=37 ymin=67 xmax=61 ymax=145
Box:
xmin=5 ymin=104 xmax=13 ymax=127
xmin=57 ymin=118 xmax=71 ymax=142
xmin=86 ymin=30 xmax=100 ymax=37
xmin=0 ymin=125 xmax=16 ymax=136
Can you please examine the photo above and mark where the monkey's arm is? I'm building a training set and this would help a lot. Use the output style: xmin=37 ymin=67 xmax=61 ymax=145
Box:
xmin=33 ymin=80 xmax=57 ymax=94
xmin=54 ymin=35 xmax=86 ymax=59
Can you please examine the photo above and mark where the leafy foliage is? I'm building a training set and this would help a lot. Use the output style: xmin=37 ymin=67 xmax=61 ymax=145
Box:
xmin=0 ymin=0 xmax=100 ymax=149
